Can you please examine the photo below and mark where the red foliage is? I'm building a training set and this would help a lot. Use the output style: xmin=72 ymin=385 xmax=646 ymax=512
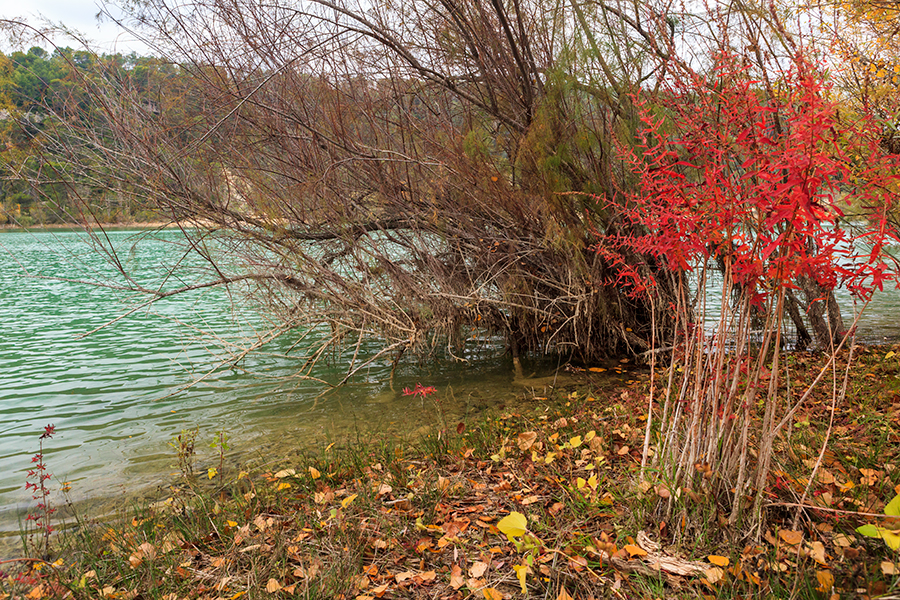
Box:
xmin=402 ymin=383 xmax=438 ymax=398
xmin=598 ymin=51 xmax=900 ymax=302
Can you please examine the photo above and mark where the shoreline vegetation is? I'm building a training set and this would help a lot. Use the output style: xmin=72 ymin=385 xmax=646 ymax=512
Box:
xmin=4 ymin=345 xmax=900 ymax=599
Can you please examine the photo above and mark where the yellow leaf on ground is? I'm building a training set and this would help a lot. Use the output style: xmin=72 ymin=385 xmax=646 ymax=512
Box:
xmin=208 ymin=467 xmax=218 ymax=479
xmin=274 ymin=468 xmax=295 ymax=479
xmin=276 ymin=482 xmax=291 ymax=491
xmin=483 ymin=589 xmax=503 ymax=600
xmin=708 ymin=555 xmax=729 ymax=567
xmin=779 ymin=529 xmax=803 ymax=545
xmin=341 ymin=494 xmax=358 ymax=508
xmin=588 ymin=367 xmax=606 ymax=372
xmin=569 ymin=435 xmax=582 ymax=448
xmin=309 ymin=467 xmax=321 ymax=479
xmin=624 ymin=544 xmax=647 ymax=557
xmin=816 ymin=570 xmax=834 ymax=593
xmin=497 ymin=512 xmax=527 ymax=539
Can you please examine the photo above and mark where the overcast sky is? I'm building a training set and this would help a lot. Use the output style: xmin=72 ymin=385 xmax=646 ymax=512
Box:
xmin=0 ymin=0 xmax=150 ymax=54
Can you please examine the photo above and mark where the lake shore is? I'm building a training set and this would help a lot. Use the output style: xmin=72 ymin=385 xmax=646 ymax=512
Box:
xmin=4 ymin=347 xmax=900 ymax=598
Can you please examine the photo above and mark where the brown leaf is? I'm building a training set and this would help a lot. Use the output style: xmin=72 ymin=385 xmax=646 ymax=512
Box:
xmin=469 ymin=561 xmax=489 ymax=578
xmin=809 ymin=541 xmax=827 ymax=565
xmin=483 ymin=589 xmax=503 ymax=600
xmin=449 ymin=564 xmax=465 ymax=589
xmin=518 ymin=432 xmax=538 ymax=451
xmin=265 ymin=578 xmax=282 ymax=593
xmin=778 ymin=529 xmax=803 ymax=546
xmin=395 ymin=571 xmax=415 ymax=583
xmin=418 ymin=570 xmax=437 ymax=582
xmin=556 ymin=587 xmax=575 ymax=600
xmin=705 ymin=566 xmax=725 ymax=584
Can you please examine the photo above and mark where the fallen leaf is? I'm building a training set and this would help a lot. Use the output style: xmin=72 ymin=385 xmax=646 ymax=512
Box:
xmin=341 ymin=494 xmax=358 ymax=508
xmin=705 ymin=566 xmax=725 ymax=584
xmin=483 ymin=589 xmax=502 ymax=600
xmin=708 ymin=555 xmax=729 ymax=567
xmin=624 ymin=544 xmax=647 ymax=557
xmin=449 ymin=565 xmax=464 ymax=589
xmin=779 ymin=529 xmax=803 ymax=546
xmin=556 ymin=587 xmax=575 ymax=600
xmin=469 ymin=561 xmax=489 ymax=578
xmin=518 ymin=432 xmax=538 ymax=451
xmin=809 ymin=541 xmax=827 ymax=565
xmin=274 ymin=469 xmax=295 ymax=479
xmin=309 ymin=467 xmax=321 ymax=479
xmin=815 ymin=570 xmax=834 ymax=593
xmin=266 ymin=579 xmax=282 ymax=593
xmin=883 ymin=561 xmax=899 ymax=575
xmin=395 ymin=571 xmax=415 ymax=583
xmin=208 ymin=467 xmax=218 ymax=479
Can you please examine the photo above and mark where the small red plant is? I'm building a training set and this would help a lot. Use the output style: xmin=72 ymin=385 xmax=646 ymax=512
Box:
xmin=24 ymin=424 xmax=56 ymax=557
xmin=402 ymin=383 xmax=437 ymax=398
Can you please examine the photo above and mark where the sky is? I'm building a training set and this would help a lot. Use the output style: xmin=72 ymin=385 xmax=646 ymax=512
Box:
xmin=0 ymin=0 xmax=150 ymax=54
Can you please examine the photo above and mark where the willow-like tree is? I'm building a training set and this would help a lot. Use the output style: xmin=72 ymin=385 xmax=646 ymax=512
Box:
xmin=17 ymin=0 xmax=688 ymax=379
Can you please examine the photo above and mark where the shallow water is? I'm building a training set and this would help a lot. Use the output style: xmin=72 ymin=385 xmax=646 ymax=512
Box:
xmin=0 ymin=229 xmax=573 ymax=548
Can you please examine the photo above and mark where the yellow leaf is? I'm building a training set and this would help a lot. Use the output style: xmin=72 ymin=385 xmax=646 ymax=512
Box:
xmin=274 ymin=468 xmax=295 ymax=479
xmin=544 ymin=452 xmax=557 ymax=464
xmin=208 ymin=467 xmax=218 ymax=479
xmin=497 ymin=512 xmax=528 ymax=540
xmin=226 ymin=520 xmax=238 ymax=527
xmin=588 ymin=367 xmax=606 ymax=372
xmin=624 ymin=544 xmax=647 ymax=557
xmin=708 ymin=555 xmax=729 ymax=567
xmin=513 ymin=564 xmax=530 ymax=594
xmin=341 ymin=494 xmax=358 ymax=508
xmin=276 ymin=482 xmax=291 ymax=491
xmin=483 ymin=589 xmax=503 ymax=600
xmin=569 ymin=435 xmax=582 ymax=448
xmin=587 ymin=474 xmax=597 ymax=490
xmin=576 ymin=477 xmax=586 ymax=489
xmin=237 ymin=470 xmax=249 ymax=480
xmin=584 ymin=430 xmax=596 ymax=442
xmin=885 ymin=351 xmax=896 ymax=360
xmin=309 ymin=467 xmax=321 ymax=479
xmin=816 ymin=570 xmax=834 ymax=593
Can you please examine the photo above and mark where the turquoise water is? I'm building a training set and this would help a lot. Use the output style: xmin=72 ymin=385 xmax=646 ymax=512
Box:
xmin=0 ymin=229 xmax=548 ymax=539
